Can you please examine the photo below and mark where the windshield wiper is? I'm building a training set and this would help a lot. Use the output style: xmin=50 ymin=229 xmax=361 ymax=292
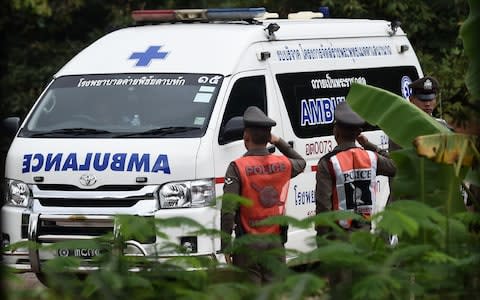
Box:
xmin=115 ymin=126 xmax=201 ymax=138
xmin=28 ymin=128 xmax=112 ymax=137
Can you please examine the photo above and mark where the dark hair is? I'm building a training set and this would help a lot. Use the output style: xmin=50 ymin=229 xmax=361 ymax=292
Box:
xmin=245 ymin=127 xmax=270 ymax=145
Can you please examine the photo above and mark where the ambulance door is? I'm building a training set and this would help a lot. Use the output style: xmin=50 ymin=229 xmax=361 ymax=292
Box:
xmin=270 ymin=71 xmax=320 ymax=255
xmin=213 ymin=71 xmax=283 ymax=196
xmin=272 ymin=66 xmax=423 ymax=254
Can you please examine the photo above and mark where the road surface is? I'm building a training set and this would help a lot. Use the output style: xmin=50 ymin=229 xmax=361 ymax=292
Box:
xmin=4 ymin=272 xmax=44 ymax=291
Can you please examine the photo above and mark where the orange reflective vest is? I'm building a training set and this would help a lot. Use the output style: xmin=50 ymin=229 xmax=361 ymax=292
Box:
xmin=327 ymin=148 xmax=377 ymax=229
xmin=234 ymin=155 xmax=292 ymax=234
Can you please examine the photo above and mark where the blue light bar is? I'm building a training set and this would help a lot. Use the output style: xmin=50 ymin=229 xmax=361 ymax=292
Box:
xmin=206 ymin=7 xmax=266 ymax=20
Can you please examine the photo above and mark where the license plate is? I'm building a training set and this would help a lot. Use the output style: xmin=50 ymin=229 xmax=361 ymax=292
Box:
xmin=57 ymin=248 xmax=102 ymax=258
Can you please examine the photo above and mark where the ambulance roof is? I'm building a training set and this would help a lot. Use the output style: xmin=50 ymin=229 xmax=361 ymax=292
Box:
xmin=56 ymin=19 xmax=406 ymax=77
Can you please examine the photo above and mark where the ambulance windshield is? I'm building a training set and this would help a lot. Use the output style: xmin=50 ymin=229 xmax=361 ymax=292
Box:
xmin=21 ymin=73 xmax=223 ymax=138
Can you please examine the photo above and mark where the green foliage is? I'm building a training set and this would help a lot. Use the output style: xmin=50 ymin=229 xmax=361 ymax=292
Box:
xmin=320 ymin=0 xmax=473 ymax=125
xmin=347 ymin=84 xmax=470 ymax=215
xmin=347 ymin=83 xmax=451 ymax=149
xmin=418 ymin=46 xmax=472 ymax=127
xmin=222 ymin=193 xmax=253 ymax=212
xmin=460 ymin=0 xmax=480 ymax=102
xmin=12 ymin=0 xmax=53 ymax=16
xmin=392 ymin=150 xmax=466 ymax=213
xmin=3 ymin=199 xmax=480 ymax=299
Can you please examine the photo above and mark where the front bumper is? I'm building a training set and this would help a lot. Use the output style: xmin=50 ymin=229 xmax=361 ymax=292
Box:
xmin=3 ymin=212 xmax=221 ymax=273
xmin=2 ymin=183 xmax=221 ymax=273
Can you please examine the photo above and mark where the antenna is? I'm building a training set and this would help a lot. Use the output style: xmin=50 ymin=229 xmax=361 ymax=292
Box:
xmin=265 ymin=23 xmax=280 ymax=40
xmin=388 ymin=20 xmax=401 ymax=36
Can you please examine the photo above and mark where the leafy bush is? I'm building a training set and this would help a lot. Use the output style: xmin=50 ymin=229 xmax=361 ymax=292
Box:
xmin=3 ymin=197 xmax=480 ymax=299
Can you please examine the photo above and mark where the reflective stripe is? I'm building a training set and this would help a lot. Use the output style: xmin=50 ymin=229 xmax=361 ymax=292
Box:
xmin=328 ymin=148 xmax=377 ymax=215
xmin=330 ymin=155 xmax=346 ymax=211
xmin=367 ymin=150 xmax=377 ymax=209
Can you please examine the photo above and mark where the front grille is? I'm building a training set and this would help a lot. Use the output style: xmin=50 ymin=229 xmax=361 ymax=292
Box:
xmin=39 ymin=198 xmax=141 ymax=207
xmin=30 ymin=185 xmax=158 ymax=245
xmin=32 ymin=184 xmax=157 ymax=208
xmin=35 ymin=215 xmax=156 ymax=244
xmin=37 ymin=184 xmax=145 ymax=191
xmin=38 ymin=220 xmax=113 ymax=237
xmin=21 ymin=214 xmax=29 ymax=238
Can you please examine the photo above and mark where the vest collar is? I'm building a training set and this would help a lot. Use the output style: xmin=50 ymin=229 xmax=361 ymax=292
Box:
xmin=244 ymin=148 xmax=270 ymax=156
xmin=333 ymin=141 xmax=358 ymax=152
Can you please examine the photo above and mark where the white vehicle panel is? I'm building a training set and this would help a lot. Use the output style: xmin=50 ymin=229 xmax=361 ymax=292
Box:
xmin=6 ymin=138 xmax=200 ymax=185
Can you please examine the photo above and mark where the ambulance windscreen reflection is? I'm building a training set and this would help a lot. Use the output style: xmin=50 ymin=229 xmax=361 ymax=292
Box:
xmin=21 ymin=73 xmax=223 ymax=138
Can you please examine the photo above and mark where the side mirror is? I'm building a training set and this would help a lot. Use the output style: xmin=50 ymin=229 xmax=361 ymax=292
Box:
xmin=219 ymin=116 xmax=244 ymax=145
xmin=2 ymin=117 xmax=20 ymax=138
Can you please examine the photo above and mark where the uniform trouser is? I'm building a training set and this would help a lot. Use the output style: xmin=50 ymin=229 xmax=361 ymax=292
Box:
xmin=232 ymin=238 xmax=285 ymax=285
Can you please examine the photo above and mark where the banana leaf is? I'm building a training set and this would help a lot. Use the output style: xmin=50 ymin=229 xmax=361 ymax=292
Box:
xmin=390 ymin=149 xmax=466 ymax=214
xmin=460 ymin=0 xmax=480 ymax=101
xmin=414 ymin=133 xmax=479 ymax=168
xmin=346 ymin=84 xmax=468 ymax=214
xmin=346 ymin=83 xmax=450 ymax=149
xmin=414 ymin=133 xmax=480 ymax=193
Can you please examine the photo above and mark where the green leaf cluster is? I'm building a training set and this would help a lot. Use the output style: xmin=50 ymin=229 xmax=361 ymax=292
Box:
xmin=3 ymin=197 xmax=480 ymax=299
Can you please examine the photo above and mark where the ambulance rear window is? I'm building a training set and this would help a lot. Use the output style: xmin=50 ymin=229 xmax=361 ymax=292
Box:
xmin=276 ymin=66 xmax=419 ymax=138
xmin=21 ymin=73 xmax=223 ymax=138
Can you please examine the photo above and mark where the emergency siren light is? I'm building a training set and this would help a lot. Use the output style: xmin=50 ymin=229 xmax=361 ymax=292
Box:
xmin=132 ymin=8 xmax=267 ymax=23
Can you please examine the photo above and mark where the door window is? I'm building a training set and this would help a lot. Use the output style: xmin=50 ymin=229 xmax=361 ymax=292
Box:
xmin=276 ymin=66 xmax=419 ymax=138
xmin=219 ymin=76 xmax=267 ymax=144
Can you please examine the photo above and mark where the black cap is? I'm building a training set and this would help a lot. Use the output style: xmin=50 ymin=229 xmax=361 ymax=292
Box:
xmin=243 ymin=106 xmax=276 ymax=128
xmin=334 ymin=102 xmax=365 ymax=128
xmin=409 ymin=76 xmax=439 ymax=101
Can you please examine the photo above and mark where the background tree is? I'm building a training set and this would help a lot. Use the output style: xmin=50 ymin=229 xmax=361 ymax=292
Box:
xmin=320 ymin=0 xmax=472 ymax=129
xmin=0 ymin=0 xmax=472 ymax=127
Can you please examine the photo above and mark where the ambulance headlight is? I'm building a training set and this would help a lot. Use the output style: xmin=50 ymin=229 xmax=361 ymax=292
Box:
xmin=158 ymin=179 xmax=215 ymax=209
xmin=6 ymin=180 xmax=31 ymax=207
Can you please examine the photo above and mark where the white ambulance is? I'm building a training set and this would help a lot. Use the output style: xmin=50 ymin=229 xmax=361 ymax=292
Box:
xmin=2 ymin=8 xmax=423 ymax=277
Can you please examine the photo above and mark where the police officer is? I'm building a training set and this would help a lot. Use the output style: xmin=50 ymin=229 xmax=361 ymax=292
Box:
xmin=409 ymin=76 xmax=440 ymax=117
xmin=387 ymin=76 xmax=454 ymax=206
xmin=314 ymin=102 xmax=396 ymax=296
xmin=402 ymin=77 xmax=469 ymax=210
xmin=390 ymin=76 xmax=451 ymax=152
xmin=315 ymin=102 xmax=396 ymax=236
xmin=221 ymin=106 xmax=306 ymax=284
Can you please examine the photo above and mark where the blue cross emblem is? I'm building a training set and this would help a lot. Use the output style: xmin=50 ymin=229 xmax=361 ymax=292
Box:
xmin=129 ymin=46 xmax=169 ymax=67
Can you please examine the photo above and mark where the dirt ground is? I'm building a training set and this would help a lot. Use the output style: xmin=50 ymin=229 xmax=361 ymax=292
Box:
xmin=3 ymin=272 xmax=45 ymax=296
